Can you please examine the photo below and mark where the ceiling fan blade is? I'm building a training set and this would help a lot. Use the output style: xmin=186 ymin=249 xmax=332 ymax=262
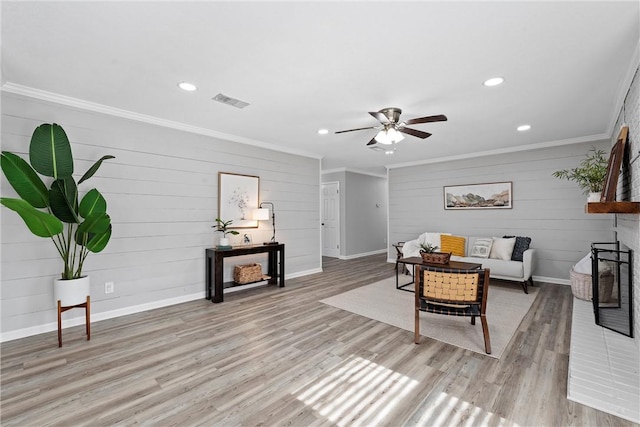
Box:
xmin=369 ymin=111 xmax=391 ymax=124
xmin=366 ymin=137 xmax=378 ymax=146
xmin=400 ymin=127 xmax=432 ymax=139
xmin=335 ymin=126 xmax=378 ymax=134
xmin=404 ymin=114 xmax=448 ymax=125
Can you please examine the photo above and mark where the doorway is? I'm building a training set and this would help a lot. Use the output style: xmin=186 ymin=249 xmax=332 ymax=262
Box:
xmin=322 ymin=182 xmax=340 ymax=258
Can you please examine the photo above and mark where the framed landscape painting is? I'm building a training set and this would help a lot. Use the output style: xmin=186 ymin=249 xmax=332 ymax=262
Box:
xmin=218 ymin=172 xmax=259 ymax=228
xmin=444 ymin=181 xmax=512 ymax=210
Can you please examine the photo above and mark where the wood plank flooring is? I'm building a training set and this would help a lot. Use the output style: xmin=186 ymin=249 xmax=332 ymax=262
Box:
xmin=1 ymin=254 xmax=636 ymax=426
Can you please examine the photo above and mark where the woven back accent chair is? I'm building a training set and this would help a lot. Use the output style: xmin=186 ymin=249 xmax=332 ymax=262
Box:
xmin=414 ymin=265 xmax=492 ymax=354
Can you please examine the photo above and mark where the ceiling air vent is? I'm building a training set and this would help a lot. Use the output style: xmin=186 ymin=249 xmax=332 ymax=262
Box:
xmin=212 ymin=93 xmax=250 ymax=109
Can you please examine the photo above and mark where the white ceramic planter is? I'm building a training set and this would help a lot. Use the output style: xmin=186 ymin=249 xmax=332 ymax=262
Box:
xmin=54 ymin=276 xmax=90 ymax=306
xmin=588 ymin=192 xmax=602 ymax=202
xmin=219 ymin=237 xmax=230 ymax=246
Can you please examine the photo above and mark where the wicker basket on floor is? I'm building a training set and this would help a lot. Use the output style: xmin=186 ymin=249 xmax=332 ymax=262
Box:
xmin=570 ymin=268 xmax=614 ymax=302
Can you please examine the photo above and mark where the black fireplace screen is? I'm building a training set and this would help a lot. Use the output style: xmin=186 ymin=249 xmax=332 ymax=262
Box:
xmin=591 ymin=242 xmax=633 ymax=337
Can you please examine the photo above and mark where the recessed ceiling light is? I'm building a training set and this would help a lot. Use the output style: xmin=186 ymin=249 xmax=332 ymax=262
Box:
xmin=178 ymin=81 xmax=197 ymax=91
xmin=317 ymin=129 xmax=329 ymax=135
xmin=517 ymin=124 xmax=531 ymax=132
xmin=483 ymin=77 xmax=504 ymax=87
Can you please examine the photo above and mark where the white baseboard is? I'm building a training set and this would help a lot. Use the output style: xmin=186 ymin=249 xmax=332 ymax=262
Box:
xmin=339 ymin=249 xmax=387 ymax=260
xmin=0 ymin=269 xmax=322 ymax=343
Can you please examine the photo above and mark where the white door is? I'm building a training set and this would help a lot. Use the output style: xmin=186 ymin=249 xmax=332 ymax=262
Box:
xmin=322 ymin=182 xmax=340 ymax=257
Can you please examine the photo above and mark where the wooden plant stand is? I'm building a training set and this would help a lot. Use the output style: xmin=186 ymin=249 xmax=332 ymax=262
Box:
xmin=57 ymin=296 xmax=90 ymax=347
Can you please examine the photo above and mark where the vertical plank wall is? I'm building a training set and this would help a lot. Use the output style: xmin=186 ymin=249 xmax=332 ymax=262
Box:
xmin=0 ymin=92 xmax=321 ymax=339
xmin=388 ymin=143 xmax=615 ymax=282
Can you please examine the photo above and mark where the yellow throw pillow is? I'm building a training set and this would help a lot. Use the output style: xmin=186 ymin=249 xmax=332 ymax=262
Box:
xmin=440 ymin=235 xmax=466 ymax=257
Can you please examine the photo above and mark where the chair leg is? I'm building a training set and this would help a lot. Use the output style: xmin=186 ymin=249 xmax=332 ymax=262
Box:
xmin=85 ymin=296 xmax=91 ymax=341
xmin=414 ymin=308 xmax=420 ymax=344
xmin=480 ymin=315 xmax=491 ymax=354
xmin=57 ymin=300 xmax=63 ymax=348
xmin=521 ymin=280 xmax=529 ymax=294
xmin=470 ymin=316 xmax=476 ymax=325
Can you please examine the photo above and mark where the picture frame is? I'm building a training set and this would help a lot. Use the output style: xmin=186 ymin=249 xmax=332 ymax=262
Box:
xmin=218 ymin=172 xmax=259 ymax=228
xmin=444 ymin=181 xmax=512 ymax=210
xmin=600 ymin=126 xmax=628 ymax=202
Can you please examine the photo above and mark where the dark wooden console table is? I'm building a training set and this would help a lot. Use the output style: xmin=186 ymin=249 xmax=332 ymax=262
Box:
xmin=205 ymin=244 xmax=285 ymax=303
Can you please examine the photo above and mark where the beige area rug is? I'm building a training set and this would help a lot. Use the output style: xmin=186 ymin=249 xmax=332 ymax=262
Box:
xmin=320 ymin=276 xmax=538 ymax=359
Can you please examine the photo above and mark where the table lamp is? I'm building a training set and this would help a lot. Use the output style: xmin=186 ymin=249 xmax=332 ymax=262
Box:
xmin=254 ymin=202 xmax=278 ymax=245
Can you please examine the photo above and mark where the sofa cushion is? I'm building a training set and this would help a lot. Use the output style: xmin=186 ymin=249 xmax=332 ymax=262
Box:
xmin=469 ymin=237 xmax=493 ymax=258
xmin=440 ymin=235 xmax=466 ymax=256
xmin=503 ymin=235 xmax=532 ymax=261
xmin=489 ymin=237 xmax=516 ymax=260
xmin=452 ymin=256 xmax=524 ymax=278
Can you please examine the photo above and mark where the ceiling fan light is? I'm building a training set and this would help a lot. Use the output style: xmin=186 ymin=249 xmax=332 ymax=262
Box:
xmin=388 ymin=128 xmax=404 ymax=142
xmin=374 ymin=130 xmax=393 ymax=145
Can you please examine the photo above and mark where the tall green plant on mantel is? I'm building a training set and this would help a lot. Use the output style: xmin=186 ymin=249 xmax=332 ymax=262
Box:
xmin=0 ymin=123 xmax=115 ymax=280
xmin=552 ymin=147 xmax=608 ymax=195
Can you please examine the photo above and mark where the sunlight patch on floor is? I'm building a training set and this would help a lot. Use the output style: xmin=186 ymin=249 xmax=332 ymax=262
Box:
xmin=412 ymin=391 xmax=520 ymax=426
xmin=294 ymin=355 xmax=418 ymax=426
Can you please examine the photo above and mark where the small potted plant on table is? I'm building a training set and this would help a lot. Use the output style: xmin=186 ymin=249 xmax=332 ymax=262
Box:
xmin=419 ymin=243 xmax=451 ymax=265
xmin=213 ymin=218 xmax=239 ymax=248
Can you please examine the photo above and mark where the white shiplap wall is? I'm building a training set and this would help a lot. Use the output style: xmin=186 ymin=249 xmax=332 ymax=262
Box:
xmin=388 ymin=143 xmax=615 ymax=282
xmin=1 ymin=92 xmax=321 ymax=339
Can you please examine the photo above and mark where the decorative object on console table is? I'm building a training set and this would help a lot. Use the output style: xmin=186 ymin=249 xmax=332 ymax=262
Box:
xmin=444 ymin=182 xmax=512 ymax=210
xmin=254 ymin=201 xmax=278 ymax=245
xmin=218 ymin=172 xmax=259 ymax=228
xmin=213 ymin=218 xmax=239 ymax=249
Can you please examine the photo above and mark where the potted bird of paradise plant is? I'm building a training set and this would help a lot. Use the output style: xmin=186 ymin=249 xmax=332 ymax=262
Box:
xmin=0 ymin=123 xmax=114 ymax=306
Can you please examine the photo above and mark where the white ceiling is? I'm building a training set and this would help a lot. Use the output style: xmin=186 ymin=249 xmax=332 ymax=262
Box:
xmin=2 ymin=1 xmax=639 ymax=175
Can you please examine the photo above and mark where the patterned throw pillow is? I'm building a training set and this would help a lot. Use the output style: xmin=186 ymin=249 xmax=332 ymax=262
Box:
xmin=503 ymin=235 xmax=532 ymax=261
xmin=470 ymin=237 xmax=493 ymax=258
xmin=440 ymin=235 xmax=466 ymax=257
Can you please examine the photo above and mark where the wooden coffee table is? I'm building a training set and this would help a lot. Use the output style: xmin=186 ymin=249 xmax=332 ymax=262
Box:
xmin=396 ymin=256 xmax=482 ymax=292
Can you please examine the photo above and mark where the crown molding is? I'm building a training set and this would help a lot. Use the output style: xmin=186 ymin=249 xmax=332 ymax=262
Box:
xmin=1 ymin=82 xmax=323 ymax=160
xmin=321 ymin=167 xmax=387 ymax=179
xmin=386 ymin=133 xmax=610 ymax=170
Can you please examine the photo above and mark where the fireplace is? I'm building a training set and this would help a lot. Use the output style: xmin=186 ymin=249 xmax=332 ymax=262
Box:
xmin=591 ymin=242 xmax=634 ymax=337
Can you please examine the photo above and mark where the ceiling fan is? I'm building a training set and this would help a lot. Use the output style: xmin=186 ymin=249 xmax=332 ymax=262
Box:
xmin=335 ymin=107 xmax=447 ymax=146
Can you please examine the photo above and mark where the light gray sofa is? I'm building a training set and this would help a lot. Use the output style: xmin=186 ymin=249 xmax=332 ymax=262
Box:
xmin=401 ymin=233 xmax=536 ymax=294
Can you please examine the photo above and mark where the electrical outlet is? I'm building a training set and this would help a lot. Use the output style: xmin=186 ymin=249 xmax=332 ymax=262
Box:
xmin=105 ymin=282 xmax=114 ymax=294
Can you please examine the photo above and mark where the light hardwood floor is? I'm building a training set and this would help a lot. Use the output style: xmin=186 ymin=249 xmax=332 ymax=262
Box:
xmin=1 ymin=254 xmax=635 ymax=426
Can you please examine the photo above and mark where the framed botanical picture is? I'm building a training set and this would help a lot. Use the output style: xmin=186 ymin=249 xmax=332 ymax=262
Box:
xmin=444 ymin=181 xmax=512 ymax=210
xmin=218 ymin=172 xmax=259 ymax=228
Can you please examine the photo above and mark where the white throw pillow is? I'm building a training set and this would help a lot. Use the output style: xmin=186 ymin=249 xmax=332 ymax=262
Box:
xmin=470 ymin=237 xmax=493 ymax=258
xmin=573 ymin=254 xmax=592 ymax=274
xmin=489 ymin=237 xmax=517 ymax=260
xmin=417 ymin=232 xmax=451 ymax=251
